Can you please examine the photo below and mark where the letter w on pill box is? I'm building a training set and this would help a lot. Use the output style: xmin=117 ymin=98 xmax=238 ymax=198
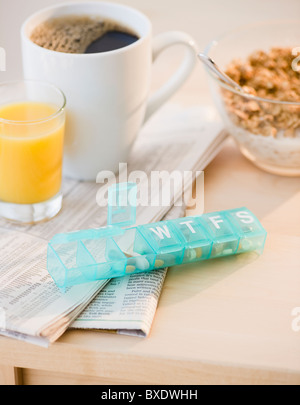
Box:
xmin=47 ymin=183 xmax=267 ymax=292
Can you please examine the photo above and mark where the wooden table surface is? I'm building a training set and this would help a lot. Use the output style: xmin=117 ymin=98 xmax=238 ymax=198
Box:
xmin=0 ymin=138 xmax=299 ymax=385
xmin=0 ymin=0 xmax=300 ymax=386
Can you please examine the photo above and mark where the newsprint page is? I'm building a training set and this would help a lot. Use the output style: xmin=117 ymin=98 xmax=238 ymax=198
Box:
xmin=0 ymin=104 xmax=226 ymax=346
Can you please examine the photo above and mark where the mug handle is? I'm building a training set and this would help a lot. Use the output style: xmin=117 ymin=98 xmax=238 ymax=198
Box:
xmin=144 ymin=31 xmax=198 ymax=122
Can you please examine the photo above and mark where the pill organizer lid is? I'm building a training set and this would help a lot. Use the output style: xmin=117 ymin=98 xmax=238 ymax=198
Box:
xmin=49 ymin=225 xmax=124 ymax=244
xmin=107 ymin=182 xmax=137 ymax=227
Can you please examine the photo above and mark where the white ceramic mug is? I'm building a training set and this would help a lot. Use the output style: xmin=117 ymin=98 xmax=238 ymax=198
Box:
xmin=21 ymin=1 xmax=197 ymax=180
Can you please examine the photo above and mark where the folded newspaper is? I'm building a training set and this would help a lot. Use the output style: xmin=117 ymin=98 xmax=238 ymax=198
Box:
xmin=0 ymin=104 xmax=227 ymax=346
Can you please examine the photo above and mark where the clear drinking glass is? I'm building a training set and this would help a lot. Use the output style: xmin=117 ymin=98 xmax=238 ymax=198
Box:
xmin=0 ymin=80 xmax=66 ymax=223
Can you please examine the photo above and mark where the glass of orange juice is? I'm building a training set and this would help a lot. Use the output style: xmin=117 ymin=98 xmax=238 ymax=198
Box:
xmin=0 ymin=80 xmax=66 ymax=223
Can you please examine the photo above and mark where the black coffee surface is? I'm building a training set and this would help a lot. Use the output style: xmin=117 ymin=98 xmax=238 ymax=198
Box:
xmin=30 ymin=15 xmax=139 ymax=54
xmin=85 ymin=30 xmax=139 ymax=53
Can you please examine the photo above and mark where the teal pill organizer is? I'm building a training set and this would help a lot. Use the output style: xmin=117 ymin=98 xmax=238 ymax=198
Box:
xmin=47 ymin=183 xmax=267 ymax=291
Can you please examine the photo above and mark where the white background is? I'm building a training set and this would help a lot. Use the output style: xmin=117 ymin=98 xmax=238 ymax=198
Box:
xmin=0 ymin=0 xmax=300 ymax=106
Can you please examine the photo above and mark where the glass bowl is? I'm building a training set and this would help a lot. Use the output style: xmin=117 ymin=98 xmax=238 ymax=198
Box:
xmin=203 ymin=21 xmax=300 ymax=176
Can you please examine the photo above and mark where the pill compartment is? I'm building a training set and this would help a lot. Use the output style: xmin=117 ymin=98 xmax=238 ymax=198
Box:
xmin=107 ymin=182 xmax=137 ymax=227
xmin=112 ymin=227 xmax=156 ymax=275
xmin=138 ymin=220 xmax=185 ymax=268
xmin=172 ymin=217 xmax=212 ymax=263
xmin=224 ymin=208 xmax=267 ymax=254
xmin=82 ymin=237 xmax=126 ymax=279
xmin=47 ymin=240 xmax=93 ymax=290
xmin=196 ymin=212 xmax=239 ymax=258
xmin=47 ymin=227 xmax=126 ymax=291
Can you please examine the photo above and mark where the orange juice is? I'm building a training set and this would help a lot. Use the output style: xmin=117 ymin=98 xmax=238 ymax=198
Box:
xmin=0 ymin=102 xmax=65 ymax=204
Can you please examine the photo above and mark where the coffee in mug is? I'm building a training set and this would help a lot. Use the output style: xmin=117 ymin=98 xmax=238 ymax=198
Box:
xmin=30 ymin=14 xmax=139 ymax=54
xmin=21 ymin=2 xmax=198 ymax=180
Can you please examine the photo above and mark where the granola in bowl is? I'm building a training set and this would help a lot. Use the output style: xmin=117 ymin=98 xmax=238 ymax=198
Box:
xmin=224 ymin=47 xmax=300 ymax=139
xmin=214 ymin=47 xmax=300 ymax=176
xmin=204 ymin=20 xmax=300 ymax=176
